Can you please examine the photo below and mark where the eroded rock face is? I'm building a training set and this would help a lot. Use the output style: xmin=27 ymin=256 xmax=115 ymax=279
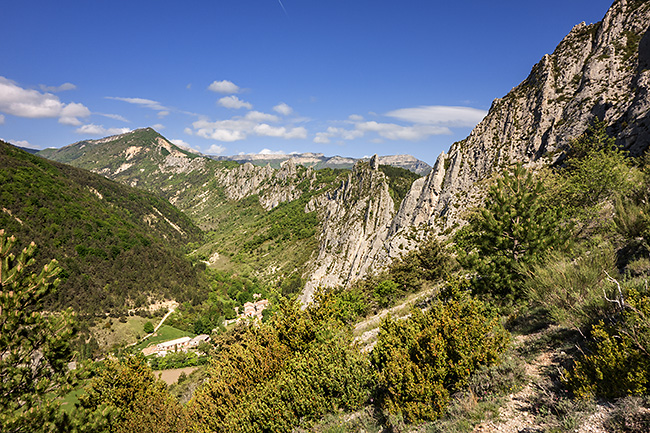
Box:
xmin=213 ymin=159 xmax=312 ymax=210
xmin=299 ymin=158 xmax=396 ymax=304
xmin=299 ymin=0 xmax=650 ymax=302
xmin=389 ymin=0 xmax=650 ymax=237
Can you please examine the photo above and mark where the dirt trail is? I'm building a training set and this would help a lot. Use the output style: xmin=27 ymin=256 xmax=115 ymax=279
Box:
xmin=154 ymin=303 xmax=177 ymax=332
xmin=472 ymin=330 xmax=613 ymax=433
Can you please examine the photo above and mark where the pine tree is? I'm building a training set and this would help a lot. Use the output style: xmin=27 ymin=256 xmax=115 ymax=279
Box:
xmin=0 ymin=229 xmax=77 ymax=433
xmin=459 ymin=164 xmax=567 ymax=302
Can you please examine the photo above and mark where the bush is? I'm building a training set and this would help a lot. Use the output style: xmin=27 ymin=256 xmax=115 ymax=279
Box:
xmin=371 ymin=282 xmax=510 ymax=423
xmin=374 ymin=279 xmax=399 ymax=307
xmin=143 ymin=321 xmax=154 ymax=334
xmin=565 ymin=286 xmax=650 ymax=399
xmin=79 ymin=354 xmax=188 ymax=433
xmin=389 ymin=237 xmax=453 ymax=293
xmin=188 ymin=299 xmax=374 ymax=432
xmin=457 ymin=164 xmax=568 ymax=303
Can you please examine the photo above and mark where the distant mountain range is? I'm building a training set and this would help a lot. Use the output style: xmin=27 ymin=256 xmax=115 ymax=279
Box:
xmin=210 ymin=152 xmax=432 ymax=175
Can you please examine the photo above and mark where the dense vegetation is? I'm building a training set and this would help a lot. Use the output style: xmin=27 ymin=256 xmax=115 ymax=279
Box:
xmin=0 ymin=140 xmax=209 ymax=317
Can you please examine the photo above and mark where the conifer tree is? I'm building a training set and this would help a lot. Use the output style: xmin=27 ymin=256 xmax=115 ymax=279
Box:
xmin=459 ymin=165 xmax=567 ymax=302
xmin=0 ymin=229 xmax=77 ymax=433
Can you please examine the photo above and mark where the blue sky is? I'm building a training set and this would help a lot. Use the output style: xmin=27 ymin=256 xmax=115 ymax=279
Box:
xmin=1 ymin=0 xmax=614 ymax=164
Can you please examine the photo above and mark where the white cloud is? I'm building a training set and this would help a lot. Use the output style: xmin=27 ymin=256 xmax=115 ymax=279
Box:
xmin=0 ymin=77 xmax=90 ymax=125
xmin=245 ymin=111 xmax=279 ymax=122
xmin=105 ymin=96 xmax=167 ymax=111
xmin=0 ymin=114 xmax=4 ymax=124
xmin=58 ymin=102 xmax=91 ymax=126
xmin=218 ymin=96 xmax=252 ymax=110
xmin=273 ymin=102 xmax=293 ymax=116
xmin=254 ymin=124 xmax=307 ymax=139
xmin=157 ymin=110 xmax=170 ymax=118
xmin=314 ymin=126 xmax=363 ymax=144
xmin=348 ymin=114 xmax=364 ymax=121
xmin=208 ymin=80 xmax=240 ymax=94
xmin=259 ymin=148 xmax=286 ymax=155
xmin=313 ymin=118 xmax=451 ymax=144
xmin=152 ymin=123 xmax=165 ymax=130
xmin=356 ymin=121 xmax=450 ymax=140
xmin=39 ymin=82 xmax=77 ymax=93
xmin=2 ymin=138 xmax=36 ymax=149
xmin=207 ymin=144 xmax=227 ymax=155
xmin=184 ymin=127 xmax=193 ymax=135
xmin=385 ymin=105 xmax=486 ymax=127
xmin=192 ymin=110 xmax=306 ymax=142
xmin=75 ymin=124 xmax=131 ymax=136
xmin=170 ymin=139 xmax=190 ymax=147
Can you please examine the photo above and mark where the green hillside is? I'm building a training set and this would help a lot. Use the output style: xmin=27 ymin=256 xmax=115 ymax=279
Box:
xmin=0 ymin=140 xmax=208 ymax=316
xmin=37 ymin=129 xmax=359 ymax=288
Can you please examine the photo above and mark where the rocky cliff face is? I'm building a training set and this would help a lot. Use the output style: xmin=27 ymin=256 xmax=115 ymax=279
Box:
xmin=302 ymin=0 xmax=650 ymax=300
xmin=390 ymin=0 xmax=650 ymax=236
xmin=214 ymin=158 xmax=311 ymax=210
xmin=300 ymin=155 xmax=397 ymax=304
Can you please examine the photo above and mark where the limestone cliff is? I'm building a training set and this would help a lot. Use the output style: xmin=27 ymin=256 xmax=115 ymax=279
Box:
xmin=311 ymin=0 xmax=650 ymax=298
xmin=391 ymin=0 xmax=650 ymax=236
xmin=299 ymin=155 xmax=397 ymax=304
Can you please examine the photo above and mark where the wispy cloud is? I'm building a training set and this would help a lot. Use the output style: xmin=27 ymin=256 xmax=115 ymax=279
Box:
xmin=97 ymin=113 xmax=130 ymax=122
xmin=105 ymin=96 xmax=168 ymax=111
xmin=39 ymin=82 xmax=77 ymax=93
xmin=314 ymin=105 xmax=485 ymax=144
xmin=0 ymin=77 xmax=90 ymax=125
xmin=314 ymin=116 xmax=450 ymax=144
xmin=192 ymin=110 xmax=306 ymax=142
xmin=385 ymin=105 xmax=486 ymax=127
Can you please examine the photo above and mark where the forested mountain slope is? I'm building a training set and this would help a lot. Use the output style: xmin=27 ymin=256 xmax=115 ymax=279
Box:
xmin=0 ymin=140 xmax=207 ymax=316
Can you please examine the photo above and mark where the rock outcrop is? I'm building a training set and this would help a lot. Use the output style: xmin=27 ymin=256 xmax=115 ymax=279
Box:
xmin=300 ymin=155 xmax=396 ymax=304
xmin=390 ymin=0 xmax=650 ymax=236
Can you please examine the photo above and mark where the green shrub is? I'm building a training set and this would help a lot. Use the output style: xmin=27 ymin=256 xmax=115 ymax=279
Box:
xmin=143 ymin=321 xmax=154 ymax=334
xmin=79 ymin=354 xmax=188 ymax=433
xmin=565 ymin=287 xmax=650 ymax=399
xmin=188 ymin=300 xmax=374 ymax=432
xmin=374 ymin=279 xmax=399 ymax=307
xmin=390 ymin=237 xmax=453 ymax=293
xmin=371 ymin=283 xmax=510 ymax=423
